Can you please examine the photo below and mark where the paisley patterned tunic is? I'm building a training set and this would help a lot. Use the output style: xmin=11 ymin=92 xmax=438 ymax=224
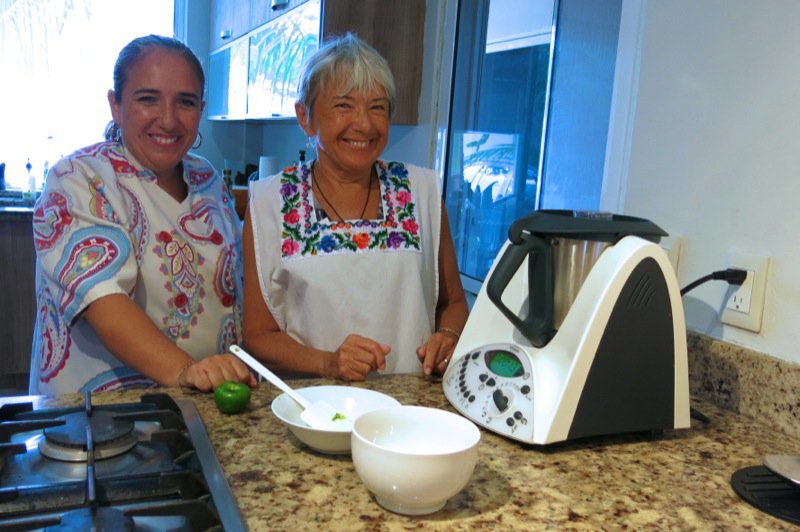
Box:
xmin=249 ymin=160 xmax=440 ymax=374
xmin=30 ymin=141 xmax=242 ymax=395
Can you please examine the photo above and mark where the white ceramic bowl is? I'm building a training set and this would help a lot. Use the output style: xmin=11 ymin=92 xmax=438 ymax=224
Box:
xmin=271 ymin=386 xmax=400 ymax=454
xmin=351 ymin=405 xmax=481 ymax=515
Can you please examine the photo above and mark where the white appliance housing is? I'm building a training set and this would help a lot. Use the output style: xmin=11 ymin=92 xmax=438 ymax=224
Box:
xmin=443 ymin=236 xmax=690 ymax=444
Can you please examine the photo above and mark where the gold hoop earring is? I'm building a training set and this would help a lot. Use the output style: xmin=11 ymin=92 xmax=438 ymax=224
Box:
xmin=193 ymin=132 xmax=203 ymax=149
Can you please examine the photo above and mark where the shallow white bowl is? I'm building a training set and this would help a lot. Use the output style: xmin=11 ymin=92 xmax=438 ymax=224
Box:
xmin=271 ymin=386 xmax=400 ymax=454
xmin=351 ymin=405 xmax=481 ymax=515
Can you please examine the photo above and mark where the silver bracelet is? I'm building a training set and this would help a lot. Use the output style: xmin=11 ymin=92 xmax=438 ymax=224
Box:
xmin=437 ymin=327 xmax=461 ymax=340
xmin=176 ymin=362 xmax=194 ymax=388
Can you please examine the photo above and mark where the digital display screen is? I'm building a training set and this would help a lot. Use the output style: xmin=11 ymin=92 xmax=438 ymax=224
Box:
xmin=486 ymin=350 xmax=523 ymax=378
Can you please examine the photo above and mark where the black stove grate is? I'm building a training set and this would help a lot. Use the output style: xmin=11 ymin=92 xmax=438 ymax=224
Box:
xmin=0 ymin=393 xmax=245 ymax=532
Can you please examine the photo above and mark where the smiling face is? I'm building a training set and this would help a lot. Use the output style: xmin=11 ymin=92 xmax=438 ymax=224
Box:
xmin=107 ymin=48 xmax=204 ymax=182
xmin=296 ymin=80 xmax=390 ymax=179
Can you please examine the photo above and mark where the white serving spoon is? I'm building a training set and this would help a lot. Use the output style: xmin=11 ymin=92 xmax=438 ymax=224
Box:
xmin=229 ymin=345 xmax=350 ymax=431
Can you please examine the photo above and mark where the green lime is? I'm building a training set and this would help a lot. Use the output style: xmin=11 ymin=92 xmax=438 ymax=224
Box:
xmin=214 ymin=380 xmax=251 ymax=414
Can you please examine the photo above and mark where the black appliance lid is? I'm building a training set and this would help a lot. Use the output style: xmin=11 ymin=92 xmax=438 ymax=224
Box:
xmin=508 ymin=209 xmax=667 ymax=244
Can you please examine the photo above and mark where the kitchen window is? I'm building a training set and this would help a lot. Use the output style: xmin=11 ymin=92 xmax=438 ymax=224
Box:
xmin=442 ymin=0 xmax=623 ymax=297
xmin=0 ymin=0 xmax=174 ymax=191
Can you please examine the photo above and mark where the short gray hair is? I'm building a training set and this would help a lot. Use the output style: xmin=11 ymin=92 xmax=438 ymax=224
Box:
xmin=296 ymin=33 xmax=396 ymax=119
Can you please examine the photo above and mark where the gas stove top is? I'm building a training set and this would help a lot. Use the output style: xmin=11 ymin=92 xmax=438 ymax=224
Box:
xmin=0 ymin=392 xmax=246 ymax=531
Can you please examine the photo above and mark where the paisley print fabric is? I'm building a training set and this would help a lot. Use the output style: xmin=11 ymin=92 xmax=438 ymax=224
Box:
xmin=214 ymin=243 xmax=238 ymax=308
xmin=32 ymin=287 xmax=71 ymax=383
xmin=216 ymin=315 xmax=238 ymax=354
xmin=79 ymin=367 xmax=157 ymax=394
xmin=29 ymin=141 xmax=243 ymax=396
xmin=153 ymin=230 xmax=205 ymax=340
xmin=33 ymin=191 xmax=73 ymax=251
xmin=88 ymin=174 xmax=120 ymax=223
xmin=120 ymin=183 xmax=149 ymax=262
xmin=179 ymin=198 xmax=227 ymax=244
xmin=56 ymin=226 xmax=130 ymax=321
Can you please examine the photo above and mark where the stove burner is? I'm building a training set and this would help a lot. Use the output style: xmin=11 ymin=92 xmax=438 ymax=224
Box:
xmin=44 ymin=507 xmax=135 ymax=532
xmin=0 ymin=393 xmax=247 ymax=531
xmin=39 ymin=410 xmax=137 ymax=462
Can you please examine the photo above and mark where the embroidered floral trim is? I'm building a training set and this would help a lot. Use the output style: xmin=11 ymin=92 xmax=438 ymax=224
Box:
xmin=279 ymin=161 xmax=421 ymax=259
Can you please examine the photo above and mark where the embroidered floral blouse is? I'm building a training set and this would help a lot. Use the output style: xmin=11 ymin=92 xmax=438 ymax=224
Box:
xmin=249 ymin=160 xmax=441 ymax=374
xmin=30 ymin=141 xmax=242 ymax=395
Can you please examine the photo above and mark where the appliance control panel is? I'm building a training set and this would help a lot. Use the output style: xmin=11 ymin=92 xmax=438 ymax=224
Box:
xmin=443 ymin=342 xmax=534 ymax=441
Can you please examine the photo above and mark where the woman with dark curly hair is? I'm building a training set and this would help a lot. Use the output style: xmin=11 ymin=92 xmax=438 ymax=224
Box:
xmin=30 ymin=35 xmax=254 ymax=395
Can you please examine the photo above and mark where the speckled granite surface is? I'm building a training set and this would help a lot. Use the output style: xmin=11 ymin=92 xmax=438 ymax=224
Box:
xmin=43 ymin=373 xmax=798 ymax=531
xmin=689 ymin=332 xmax=800 ymax=440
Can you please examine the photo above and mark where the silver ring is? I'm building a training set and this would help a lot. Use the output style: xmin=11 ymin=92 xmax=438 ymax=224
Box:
xmin=443 ymin=358 xmax=450 ymax=365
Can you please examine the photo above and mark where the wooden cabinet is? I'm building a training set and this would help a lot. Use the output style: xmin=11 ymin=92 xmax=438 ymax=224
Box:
xmin=0 ymin=216 xmax=35 ymax=391
xmin=208 ymin=0 xmax=425 ymax=124
xmin=322 ymin=0 xmax=425 ymax=124
xmin=210 ymin=0 xmax=251 ymax=51
xmin=250 ymin=0 xmax=310 ymax=31
xmin=210 ymin=0 xmax=310 ymax=51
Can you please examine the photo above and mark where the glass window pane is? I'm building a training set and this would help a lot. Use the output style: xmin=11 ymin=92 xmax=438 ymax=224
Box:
xmin=444 ymin=0 xmax=555 ymax=283
xmin=0 ymin=0 xmax=174 ymax=191
xmin=539 ymin=0 xmax=622 ymax=211
xmin=443 ymin=0 xmax=623 ymax=287
xmin=247 ymin=0 xmax=320 ymax=118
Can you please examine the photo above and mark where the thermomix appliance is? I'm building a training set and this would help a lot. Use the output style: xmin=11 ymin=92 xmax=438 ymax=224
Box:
xmin=443 ymin=210 xmax=690 ymax=444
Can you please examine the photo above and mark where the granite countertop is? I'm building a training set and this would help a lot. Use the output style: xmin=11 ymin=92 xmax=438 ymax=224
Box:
xmin=28 ymin=374 xmax=800 ymax=530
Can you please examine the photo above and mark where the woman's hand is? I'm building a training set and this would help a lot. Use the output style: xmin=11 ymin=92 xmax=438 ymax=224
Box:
xmin=325 ymin=334 xmax=390 ymax=381
xmin=177 ymin=354 xmax=257 ymax=392
xmin=416 ymin=329 xmax=460 ymax=376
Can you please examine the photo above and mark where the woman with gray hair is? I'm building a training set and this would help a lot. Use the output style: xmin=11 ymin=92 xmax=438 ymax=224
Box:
xmin=243 ymin=34 xmax=468 ymax=380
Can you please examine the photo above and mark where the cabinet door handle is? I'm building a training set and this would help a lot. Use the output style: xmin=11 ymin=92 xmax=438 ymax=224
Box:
xmin=271 ymin=0 xmax=288 ymax=10
xmin=220 ymin=28 xmax=232 ymax=40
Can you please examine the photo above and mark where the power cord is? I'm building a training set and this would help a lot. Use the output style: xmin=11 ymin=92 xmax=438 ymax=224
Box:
xmin=680 ymin=267 xmax=748 ymax=425
xmin=680 ymin=268 xmax=748 ymax=296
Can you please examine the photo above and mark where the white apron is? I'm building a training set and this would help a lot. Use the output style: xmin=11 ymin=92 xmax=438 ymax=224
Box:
xmin=249 ymin=160 xmax=440 ymax=374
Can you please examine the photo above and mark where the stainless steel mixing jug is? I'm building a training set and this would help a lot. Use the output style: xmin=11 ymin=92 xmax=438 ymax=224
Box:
xmin=486 ymin=210 xmax=667 ymax=347
xmin=551 ymin=237 xmax=611 ymax=329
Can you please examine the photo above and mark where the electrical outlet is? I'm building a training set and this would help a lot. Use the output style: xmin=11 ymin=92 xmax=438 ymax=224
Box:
xmin=660 ymin=235 xmax=683 ymax=274
xmin=721 ymin=252 xmax=770 ymax=332
xmin=726 ymin=271 xmax=752 ymax=313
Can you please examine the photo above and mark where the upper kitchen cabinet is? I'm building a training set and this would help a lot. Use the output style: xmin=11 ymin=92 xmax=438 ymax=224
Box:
xmin=211 ymin=0 xmax=313 ymax=50
xmin=322 ymin=0 xmax=425 ymax=125
xmin=247 ymin=0 xmax=321 ymax=118
xmin=249 ymin=0 xmax=310 ymax=32
xmin=207 ymin=38 xmax=249 ymax=120
xmin=207 ymin=0 xmax=425 ymax=124
xmin=209 ymin=0 xmax=251 ymax=50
